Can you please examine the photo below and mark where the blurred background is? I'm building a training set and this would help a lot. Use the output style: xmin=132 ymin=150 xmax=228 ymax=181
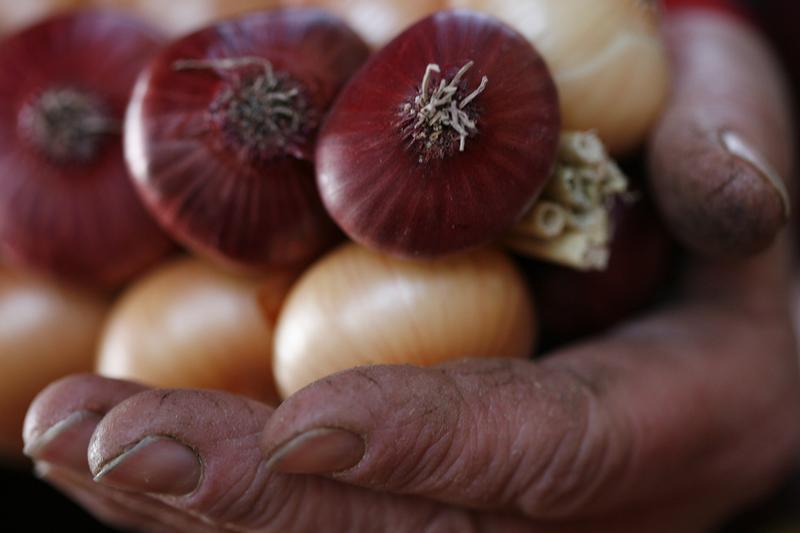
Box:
xmin=0 ymin=0 xmax=798 ymax=531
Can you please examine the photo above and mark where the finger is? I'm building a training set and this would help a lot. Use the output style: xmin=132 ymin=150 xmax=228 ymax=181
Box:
xmin=87 ymin=386 xmax=534 ymax=532
xmin=647 ymin=9 xmax=794 ymax=258
xmin=36 ymin=462 xmax=220 ymax=533
xmin=682 ymin=232 xmax=792 ymax=313
xmin=23 ymin=374 xmax=147 ymax=472
xmin=262 ymin=360 xmax=620 ymax=519
xmin=23 ymin=375 xmax=221 ymax=532
xmin=261 ymin=300 xmax=800 ymax=523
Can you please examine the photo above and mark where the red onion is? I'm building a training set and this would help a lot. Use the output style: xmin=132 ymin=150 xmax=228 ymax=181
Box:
xmin=0 ymin=10 xmax=172 ymax=287
xmin=125 ymin=9 xmax=370 ymax=272
xmin=526 ymin=194 xmax=676 ymax=348
xmin=316 ymin=10 xmax=561 ymax=258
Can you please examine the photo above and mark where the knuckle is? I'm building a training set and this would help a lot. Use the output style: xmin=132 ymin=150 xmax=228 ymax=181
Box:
xmin=511 ymin=370 xmax=631 ymax=518
xmin=358 ymin=369 xmax=466 ymax=492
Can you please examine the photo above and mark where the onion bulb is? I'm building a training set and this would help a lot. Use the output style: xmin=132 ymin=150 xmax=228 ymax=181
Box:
xmin=0 ymin=10 xmax=173 ymax=288
xmin=524 ymin=193 xmax=675 ymax=348
xmin=450 ymin=0 xmax=670 ymax=154
xmin=125 ymin=9 xmax=369 ymax=272
xmin=0 ymin=266 xmax=108 ymax=463
xmin=316 ymin=10 xmax=560 ymax=258
xmin=273 ymin=243 xmax=536 ymax=398
xmin=96 ymin=258 xmax=296 ymax=405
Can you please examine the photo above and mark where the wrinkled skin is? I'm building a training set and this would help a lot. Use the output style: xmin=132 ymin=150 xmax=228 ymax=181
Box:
xmin=19 ymin=233 xmax=800 ymax=532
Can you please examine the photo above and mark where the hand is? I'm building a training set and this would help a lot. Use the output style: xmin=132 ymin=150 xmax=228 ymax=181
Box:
xmin=21 ymin=233 xmax=800 ymax=532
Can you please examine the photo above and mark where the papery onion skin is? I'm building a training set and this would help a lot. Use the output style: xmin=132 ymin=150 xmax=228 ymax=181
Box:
xmin=451 ymin=0 xmax=669 ymax=155
xmin=317 ymin=10 xmax=560 ymax=259
xmin=0 ymin=10 xmax=173 ymax=288
xmin=524 ymin=194 xmax=675 ymax=349
xmin=96 ymin=257 xmax=295 ymax=406
xmin=126 ymin=9 xmax=369 ymax=272
xmin=285 ymin=0 xmax=445 ymax=49
xmin=0 ymin=266 xmax=108 ymax=463
xmin=273 ymin=243 xmax=536 ymax=398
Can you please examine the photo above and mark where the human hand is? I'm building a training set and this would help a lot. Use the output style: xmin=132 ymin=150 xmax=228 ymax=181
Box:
xmin=20 ymin=233 xmax=800 ymax=532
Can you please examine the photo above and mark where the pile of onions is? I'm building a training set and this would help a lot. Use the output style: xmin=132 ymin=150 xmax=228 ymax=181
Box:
xmin=0 ymin=3 xmax=676 ymax=412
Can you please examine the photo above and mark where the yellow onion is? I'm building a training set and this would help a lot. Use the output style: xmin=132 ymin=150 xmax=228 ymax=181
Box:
xmin=0 ymin=0 xmax=80 ymax=33
xmin=85 ymin=0 xmax=283 ymax=34
xmin=273 ymin=244 xmax=536 ymax=398
xmin=96 ymin=258 xmax=295 ymax=405
xmin=0 ymin=266 xmax=107 ymax=463
xmin=285 ymin=0 xmax=444 ymax=49
xmin=450 ymin=0 xmax=670 ymax=155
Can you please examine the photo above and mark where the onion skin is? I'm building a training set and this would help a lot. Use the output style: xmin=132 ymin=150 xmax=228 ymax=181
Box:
xmin=524 ymin=196 xmax=675 ymax=349
xmin=273 ymin=243 xmax=536 ymax=398
xmin=317 ymin=10 xmax=560 ymax=259
xmin=0 ymin=266 xmax=107 ymax=463
xmin=451 ymin=0 xmax=669 ymax=155
xmin=126 ymin=9 xmax=369 ymax=272
xmin=96 ymin=258 xmax=295 ymax=405
xmin=0 ymin=10 xmax=173 ymax=288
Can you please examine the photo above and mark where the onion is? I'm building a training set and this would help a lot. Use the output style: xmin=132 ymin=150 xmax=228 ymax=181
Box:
xmin=0 ymin=10 xmax=173 ymax=287
xmin=316 ymin=10 xmax=560 ymax=258
xmin=96 ymin=257 xmax=296 ymax=405
xmin=523 ymin=193 xmax=675 ymax=348
xmin=125 ymin=9 xmax=369 ymax=272
xmin=273 ymin=243 xmax=536 ymax=398
xmin=0 ymin=266 xmax=107 ymax=463
xmin=449 ymin=0 xmax=670 ymax=155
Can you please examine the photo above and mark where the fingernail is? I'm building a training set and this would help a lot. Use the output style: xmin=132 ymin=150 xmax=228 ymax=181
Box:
xmin=93 ymin=436 xmax=200 ymax=496
xmin=24 ymin=411 xmax=101 ymax=472
xmin=266 ymin=428 xmax=364 ymax=475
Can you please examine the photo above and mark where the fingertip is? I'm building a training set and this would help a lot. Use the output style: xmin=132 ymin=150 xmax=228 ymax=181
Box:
xmin=87 ymin=388 xmax=271 ymax=490
xmin=264 ymin=427 xmax=365 ymax=475
xmin=22 ymin=374 xmax=149 ymax=472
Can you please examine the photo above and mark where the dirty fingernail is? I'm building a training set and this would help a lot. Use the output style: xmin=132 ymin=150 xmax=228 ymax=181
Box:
xmin=93 ymin=436 xmax=200 ymax=496
xmin=266 ymin=428 xmax=364 ymax=475
xmin=24 ymin=411 xmax=101 ymax=472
